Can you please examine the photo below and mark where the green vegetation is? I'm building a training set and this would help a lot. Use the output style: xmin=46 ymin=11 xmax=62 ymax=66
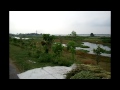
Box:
xmin=66 ymin=64 xmax=111 ymax=79
xmin=90 ymin=33 xmax=94 ymax=37
xmin=67 ymin=41 xmax=76 ymax=61
xmin=71 ymin=30 xmax=77 ymax=37
xmin=10 ymin=31 xmax=111 ymax=79
xmin=93 ymin=45 xmax=106 ymax=65
xmin=42 ymin=34 xmax=55 ymax=53
xmin=71 ymin=71 xmax=100 ymax=79
xmin=52 ymin=42 xmax=63 ymax=58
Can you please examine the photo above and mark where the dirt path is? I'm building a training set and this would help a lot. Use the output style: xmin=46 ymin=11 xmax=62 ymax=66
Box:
xmin=9 ymin=59 xmax=20 ymax=79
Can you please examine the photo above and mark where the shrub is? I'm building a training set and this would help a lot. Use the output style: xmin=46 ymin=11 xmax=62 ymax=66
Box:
xmin=93 ymin=45 xmax=105 ymax=65
xmin=90 ymin=33 xmax=94 ymax=37
xmin=67 ymin=41 xmax=76 ymax=60
xmin=38 ymin=53 xmax=52 ymax=63
xmin=52 ymin=56 xmax=73 ymax=66
xmin=70 ymin=71 xmax=100 ymax=79
xmin=52 ymin=42 xmax=63 ymax=58
xmin=42 ymin=34 xmax=55 ymax=53
xmin=65 ymin=64 xmax=111 ymax=79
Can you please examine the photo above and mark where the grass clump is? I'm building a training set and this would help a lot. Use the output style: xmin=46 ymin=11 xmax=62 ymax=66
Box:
xmin=70 ymin=71 xmax=100 ymax=79
xmin=65 ymin=64 xmax=111 ymax=79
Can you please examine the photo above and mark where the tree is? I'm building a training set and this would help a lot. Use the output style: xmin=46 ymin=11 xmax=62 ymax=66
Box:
xmin=52 ymin=42 xmax=63 ymax=58
xmin=67 ymin=41 xmax=76 ymax=61
xmin=42 ymin=34 xmax=55 ymax=53
xmin=90 ymin=33 xmax=94 ymax=37
xmin=71 ymin=31 xmax=77 ymax=37
xmin=93 ymin=45 xmax=105 ymax=65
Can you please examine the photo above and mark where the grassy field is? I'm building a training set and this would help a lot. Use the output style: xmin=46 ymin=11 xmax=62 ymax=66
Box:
xmin=10 ymin=35 xmax=111 ymax=74
xmin=10 ymin=44 xmax=57 ymax=73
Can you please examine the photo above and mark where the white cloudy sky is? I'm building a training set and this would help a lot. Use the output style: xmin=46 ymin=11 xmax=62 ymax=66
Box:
xmin=9 ymin=11 xmax=111 ymax=34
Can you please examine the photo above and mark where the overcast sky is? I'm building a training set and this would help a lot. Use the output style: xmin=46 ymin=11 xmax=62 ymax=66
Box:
xmin=9 ymin=11 xmax=111 ymax=34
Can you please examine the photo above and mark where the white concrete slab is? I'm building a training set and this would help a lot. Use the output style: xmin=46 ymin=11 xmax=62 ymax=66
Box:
xmin=17 ymin=64 xmax=76 ymax=79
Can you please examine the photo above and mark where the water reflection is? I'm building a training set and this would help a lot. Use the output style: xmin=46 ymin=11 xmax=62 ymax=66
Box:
xmin=62 ymin=42 xmax=111 ymax=57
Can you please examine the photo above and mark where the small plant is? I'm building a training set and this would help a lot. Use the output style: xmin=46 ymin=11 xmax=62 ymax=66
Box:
xmin=52 ymin=57 xmax=73 ymax=66
xmin=67 ymin=41 xmax=76 ymax=61
xmin=93 ymin=45 xmax=105 ymax=65
xmin=52 ymin=42 xmax=63 ymax=58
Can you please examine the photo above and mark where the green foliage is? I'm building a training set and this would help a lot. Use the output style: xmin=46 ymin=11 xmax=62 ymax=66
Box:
xmin=42 ymin=34 xmax=55 ymax=53
xmin=70 ymin=71 xmax=100 ymax=79
xmin=100 ymin=37 xmax=111 ymax=43
xmin=65 ymin=64 xmax=111 ymax=79
xmin=52 ymin=42 xmax=63 ymax=57
xmin=93 ymin=45 xmax=105 ymax=55
xmin=93 ymin=45 xmax=105 ymax=65
xmin=67 ymin=41 xmax=76 ymax=60
xmin=38 ymin=53 xmax=52 ymax=62
xmin=42 ymin=34 xmax=55 ymax=43
xmin=66 ymin=66 xmax=82 ymax=79
xmin=42 ymin=34 xmax=50 ymax=41
xmin=10 ymin=34 xmax=111 ymax=75
xmin=67 ymin=41 xmax=76 ymax=50
xmin=52 ymin=57 xmax=73 ymax=66
xmin=71 ymin=31 xmax=77 ymax=37
xmin=90 ymin=33 xmax=94 ymax=37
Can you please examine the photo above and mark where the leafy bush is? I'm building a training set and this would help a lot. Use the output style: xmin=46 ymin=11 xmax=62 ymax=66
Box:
xmin=90 ymin=33 xmax=94 ymax=37
xmin=67 ymin=41 xmax=76 ymax=60
xmin=100 ymin=37 xmax=111 ymax=43
xmin=65 ymin=64 xmax=111 ymax=79
xmin=52 ymin=42 xmax=63 ymax=57
xmin=70 ymin=71 xmax=100 ymax=79
xmin=42 ymin=34 xmax=55 ymax=53
xmin=52 ymin=57 xmax=73 ymax=66
xmin=38 ymin=53 xmax=52 ymax=63
xmin=67 ymin=41 xmax=76 ymax=50
xmin=93 ymin=45 xmax=105 ymax=65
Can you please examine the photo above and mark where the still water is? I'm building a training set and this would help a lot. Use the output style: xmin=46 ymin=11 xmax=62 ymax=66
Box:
xmin=62 ymin=42 xmax=111 ymax=57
